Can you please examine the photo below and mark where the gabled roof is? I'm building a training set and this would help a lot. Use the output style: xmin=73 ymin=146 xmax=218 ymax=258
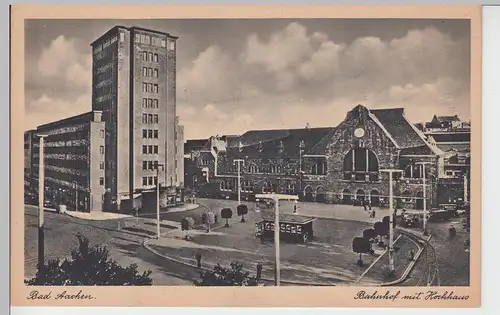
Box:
xmin=370 ymin=108 xmax=429 ymax=149
xmin=227 ymin=127 xmax=333 ymax=159
xmin=184 ymin=139 xmax=209 ymax=153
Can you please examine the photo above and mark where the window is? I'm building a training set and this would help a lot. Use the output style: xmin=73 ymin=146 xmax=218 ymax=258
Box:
xmin=99 ymin=146 xmax=104 ymax=154
xmin=148 ymin=176 xmax=153 ymax=186
xmin=142 ymin=145 xmax=147 ymax=154
xmin=153 ymin=130 xmax=158 ymax=139
xmin=154 ymin=53 xmax=158 ymax=62
xmin=168 ymin=40 xmax=175 ymax=51
xmin=142 ymin=161 xmax=147 ymax=170
xmin=148 ymin=161 xmax=153 ymax=170
xmin=146 ymin=36 xmax=150 ymax=45
xmin=147 ymin=114 xmax=153 ymax=124
xmin=404 ymin=164 xmax=424 ymax=179
xmin=154 ymin=176 xmax=158 ymax=185
xmin=99 ymin=177 xmax=104 ymax=186
xmin=120 ymin=32 xmax=125 ymax=42
xmin=148 ymin=130 xmax=153 ymax=139
xmin=142 ymin=177 xmax=148 ymax=186
xmin=153 ymin=99 xmax=158 ymax=108
xmin=148 ymin=68 xmax=153 ymax=77
xmin=154 ymin=69 xmax=158 ymax=78
xmin=148 ymin=145 xmax=153 ymax=154
xmin=142 ymin=67 xmax=147 ymax=76
xmin=100 ymin=162 xmax=105 ymax=170
xmin=248 ymin=164 xmax=259 ymax=174
xmin=142 ymin=51 xmax=147 ymax=61
xmin=149 ymin=52 xmax=153 ymax=61
xmin=153 ymin=145 xmax=158 ymax=154
xmin=99 ymin=130 xmax=105 ymax=138
xmin=142 ymin=129 xmax=147 ymax=139
xmin=148 ymin=83 xmax=153 ymax=92
xmin=142 ymin=82 xmax=147 ymax=92
xmin=153 ymin=114 xmax=158 ymax=124
xmin=311 ymin=159 xmax=327 ymax=175
xmin=147 ymin=98 xmax=152 ymax=108
xmin=142 ymin=114 xmax=147 ymax=124
xmin=343 ymin=148 xmax=379 ymax=182
xmin=142 ymin=98 xmax=147 ymax=108
xmin=153 ymin=84 xmax=159 ymax=93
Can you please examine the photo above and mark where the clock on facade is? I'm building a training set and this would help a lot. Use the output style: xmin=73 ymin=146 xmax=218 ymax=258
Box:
xmin=354 ymin=128 xmax=365 ymax=138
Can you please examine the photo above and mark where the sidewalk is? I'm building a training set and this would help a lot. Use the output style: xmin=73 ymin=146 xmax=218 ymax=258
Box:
xmin=65 ymin=203 xmax=200 ymax=221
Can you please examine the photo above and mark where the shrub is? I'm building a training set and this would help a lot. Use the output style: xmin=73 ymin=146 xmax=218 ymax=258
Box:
xmin=201 ymin=211 xmax=216 ymax=232
xmin=221 ymin=208 xmax=233 ymax=227
xmin=194 ymin=261 xmax=259 ymax=286
xmin=25 ymin=234 xmax=152 ymax=286
xmin=236 ymin=204 xmax=249 ymax=223
xmin=181 ymin=217 xmax=195 ymax=240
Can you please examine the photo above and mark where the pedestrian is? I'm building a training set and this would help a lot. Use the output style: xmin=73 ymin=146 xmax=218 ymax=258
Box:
xmin=369 ymin=200 xmax=372 ymax=211
xmin=363 ymin=200 xmax=367 ymax=211
xmin=293 ymin=200 xmax=298 ymax=214
xmin=449 ymin=224 xmax=456 ymax=239
xmin=195 ymin=252 xmax=202 ymax=269
xmin=408 ymin=249 xmax=415 ymax=262
xmin=256 ymin=262 xmax=263 ymax=282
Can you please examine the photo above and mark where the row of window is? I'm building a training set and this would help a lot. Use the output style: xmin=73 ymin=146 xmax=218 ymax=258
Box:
xmin=142 ymin=82 xmax=159 ymax=93
xmin=142 ymin=176 xmax=158 ymax=186
xmin=142 ymin=113 xmax=159 ymax=124
xmin=135 ymin=33 xmax=176 ymax=50
xmin=141 ymin=51 xmax=159 ymax=63
xmin=142 ymin=145 xmax=159 ymax=155
xmin=142 ymin=67 xmax=159 ymax=78
xmin=142 ymin=129 xmax=159 ymax=139
xmin=142 ymin=160 xmax=159 ymax=171
xmin=219 ymin=179 xmax=297 ymax=194
xmin=142 ymin=98 xmax=159 ymax=109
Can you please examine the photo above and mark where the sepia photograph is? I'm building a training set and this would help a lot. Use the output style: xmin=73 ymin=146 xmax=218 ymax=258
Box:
xmin=10 ymin=5 xmax=481 ymax=308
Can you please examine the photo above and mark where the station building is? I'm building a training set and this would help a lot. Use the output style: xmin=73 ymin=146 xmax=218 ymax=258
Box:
xmin=193 ymin=105 xmax=452 ymax=209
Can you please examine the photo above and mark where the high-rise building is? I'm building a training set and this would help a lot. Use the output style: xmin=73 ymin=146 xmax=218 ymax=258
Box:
xmin=90 ymin=26 xmax=183 ymax=210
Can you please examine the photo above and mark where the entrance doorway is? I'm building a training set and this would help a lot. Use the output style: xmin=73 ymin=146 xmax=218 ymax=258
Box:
xmin=370 ymin=190 xmax=380 ymax=207
xmin=304 ymin=186 xmax=314 ymax=202
xmin=342 ymin=189 xmax=352 ymax=205
xmin=316 ymin=187 xmax=325 ymax=203
xmin=416 ymin=191 xmax=424 ymax=210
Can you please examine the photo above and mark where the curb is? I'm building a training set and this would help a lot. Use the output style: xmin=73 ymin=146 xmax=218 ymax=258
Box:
xmin=380 ymin=230 xmax=432 ymax=286
xmin=142 ymin=238 xmax=337 ymax=286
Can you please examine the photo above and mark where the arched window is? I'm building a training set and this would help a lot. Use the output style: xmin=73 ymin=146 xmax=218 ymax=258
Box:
xmin=262 ymin=181 xmax=271 ymax=193
xmin=286 ymin=183 xmax=296 ymax=195
xmin=402 ymin=190 xmax=412 ymax=203
xmin=311 ymin=159 xmax=327 ymax=175
xmin=404 ymin=164 xmax=423 ymax=179
xmin=343 ymin=148 xmax=379 ymax=182
xmin=220 ymin=181 xmax=226 ymax=191
xmin=248 ymin=163 xmax=259 ymax=174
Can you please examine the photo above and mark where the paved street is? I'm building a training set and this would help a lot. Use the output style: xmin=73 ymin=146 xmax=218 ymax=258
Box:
xmin=24 ymin=198 xmax=470 ymax=286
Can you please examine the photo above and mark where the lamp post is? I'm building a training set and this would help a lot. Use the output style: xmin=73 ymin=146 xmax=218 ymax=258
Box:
xmin=73 ymin=181 xmax=78 ymax=212
xmin=255 ymin=193 xmax=299 ymax=286
xmin=298 ymin=140 xmax=305 ymax=198
xmin=37 ymin=134 xmax=47 ymax=279
xmin=380 ymin=169 xmax=403 ymax=276
xmin=233 ymin=159 xmax=245 ymax=205
xmin=156 ymin=164 xmax=165 ymax=239
xmin=415 ymin=162 xmax=432 ymax=236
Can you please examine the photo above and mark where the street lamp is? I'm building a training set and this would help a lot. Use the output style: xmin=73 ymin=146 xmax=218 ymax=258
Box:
xmin=298 ymin=140 xmax=305 ymax=199
xmin=37 ymin=134 xmax=47 ymax=279
xmin=255 ymin=193 xmax=299 ymax=286
xmin=415 ymin=162 xmax=432 ymax=236
xmin=73 ymin=181 xmax=78 ymax=212
xmin=156 ymin=163 xmax=165 ymax=239
xmin=233 ymin=159 xmax=245 ymax=205
xmin=380 ymin=169 xmax=403 ymax=276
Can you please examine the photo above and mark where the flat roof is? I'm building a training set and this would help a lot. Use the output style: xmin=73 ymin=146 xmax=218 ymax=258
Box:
xmin=90 ymin=25 xmax=178 ymax=47
xmin=260 ymin=212 xmax=316 ymax=225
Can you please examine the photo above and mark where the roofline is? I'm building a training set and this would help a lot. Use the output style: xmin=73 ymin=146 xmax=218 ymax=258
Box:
xmin=368 ymin=112 xmax=400 ymax=149
xmin=91 ymin=25 xmax=178 ymax=47
xmin=402 ymin=113 xmax=444 ymax=156
xmin=36 ymin=111 xmax=94 ymax=130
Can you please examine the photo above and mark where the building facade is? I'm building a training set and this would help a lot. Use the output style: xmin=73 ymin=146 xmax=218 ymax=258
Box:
xmin=30 ymin=111 xmax=106 ymax=212
xmin=194 ymin=105 xmax=450 ymax=210
xmin=24 ymin=129 xmax=36 ymax=190
xmin=90 ymin=26 xmax=183 ymax=211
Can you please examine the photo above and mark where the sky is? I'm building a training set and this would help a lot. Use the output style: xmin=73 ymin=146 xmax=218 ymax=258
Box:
xmin=24 ymin=19 xmax=471 ymax=139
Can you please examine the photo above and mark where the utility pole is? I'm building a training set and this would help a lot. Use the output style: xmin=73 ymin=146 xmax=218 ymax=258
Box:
xmin=74 ymin=181 xmax=78 ymax=212
xmin=380 ymin=169 xmax=403 ymax=276
xmin=416 ymin=162 xmax=432 ymax=236
xmin=255 ymin=193 xmax=299 ymax=286
xmin=233 ymin=159 xmax=245 ymax=205
xmin=298 ymin=140 xmax=305 ymax=198
xmin=156 ymin=164 xmax=164 ymax=239
xmin=37 ymin=134 xmax=47 ymax=280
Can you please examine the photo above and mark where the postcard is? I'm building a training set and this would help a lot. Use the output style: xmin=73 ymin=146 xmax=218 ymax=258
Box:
xmin=10 ymin=5 xmax=481 ymax=308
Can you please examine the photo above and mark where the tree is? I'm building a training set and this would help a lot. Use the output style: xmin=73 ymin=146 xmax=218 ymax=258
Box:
xmin=382 ymin=215 xmax=397 ymax=229
xmin=221 ymin=208 xmax=233 ymax=227
xmin=362 ymin=228 xmax=376 ymax=242
xmin=201 ymin=211 xmax=216 ymax=232
xmin=374 ymin=221 xmax=389 ymax=245
xmin=25 ymin=234 xmax=152 ymax=286
xmin=194 ymin=262 xmax=259 ymax=286
xmin=237 ymin=204 xmax=249 ymax=223
xmin=352 ymin=236 xmax=371 ymax=266
xmin=181 ymin=216 xmax=195 ymax=240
